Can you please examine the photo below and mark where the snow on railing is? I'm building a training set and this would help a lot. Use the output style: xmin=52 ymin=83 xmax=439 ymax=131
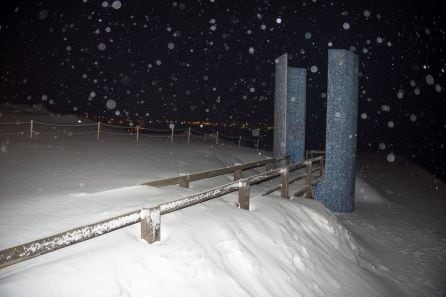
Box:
xmin=0 ymin=156 xmax=324 ymax=269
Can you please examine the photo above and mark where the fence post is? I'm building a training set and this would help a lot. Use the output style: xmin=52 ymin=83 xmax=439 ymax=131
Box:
xmin=29 ymin=120 xmax=33 ymax=139
xmin=215 ymin=131 xmax=219 ymax=145
xmin=280 ymin=166 xmax=289 ymax=199
xmin=238 ymin=179 xmax=250 ymax=210
xmin=179 ymin=174 xmax=190 ymax=188
xmin=256 ymin=139 xmax=260 ymax=151
xmin=265 ymin=160 xmax=273 ymax=172
xmin=234 ymin=169 xmax=242 ymax=181
xmin=141 ymin=207 xmax=161 ymax=244
xmin=305 ymin=160 xmax=313 ymax=198
xmin=96 ymin=122 xmax=101 ymax=141
xmin=136 ymin=126 xmax=140 ymax=142
xmin=170 ymin=127 xmax=174 ymax=143
xmin=238 ymin=136 xmax=242 ymax=146
xmin=187 ymin=127 xmax=191 ymax=143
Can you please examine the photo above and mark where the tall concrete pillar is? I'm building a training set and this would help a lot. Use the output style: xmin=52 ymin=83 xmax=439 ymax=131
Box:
xmin=315 ymin=49 xmax=359 ymax=213
xmin=273 ymin=54 xmax=288 ymax=159
xmin=287 ymin=68 xmax=306 ymax=163
xmin=273 ymin=54 xmax=306 ymax=163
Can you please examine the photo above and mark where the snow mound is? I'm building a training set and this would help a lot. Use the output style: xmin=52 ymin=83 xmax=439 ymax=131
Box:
xmin=0 ymin=195 xmax=400 ymax=297
xmin=0 ymin=110 xmax=406 ymax=296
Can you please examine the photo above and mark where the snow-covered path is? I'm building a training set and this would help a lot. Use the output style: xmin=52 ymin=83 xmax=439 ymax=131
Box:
xmin=339 ymin=153 xmax=446 ymax=297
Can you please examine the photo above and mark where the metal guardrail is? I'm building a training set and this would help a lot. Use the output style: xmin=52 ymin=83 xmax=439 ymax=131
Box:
xmin=0 ymin=156 xmax=323 ymax=270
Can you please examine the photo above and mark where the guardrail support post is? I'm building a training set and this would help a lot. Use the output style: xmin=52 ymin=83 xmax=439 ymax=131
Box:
xmin=136 ymin=126 xmax=140 ymax=142
xmin=305 ymin=160 xmax=313 ymax=199
xmin=179 ymin=174 xmax=190 ymax=188
xmin=280 ymin=166 xmax=289 ymax=199
xmin=238 ymin=136 xmax=242 ymax=146
xmin=170 ymin=127 xmax=174 ymax=143
xmin=215 ymin=131 xmax=219 ymax=145
xmin=141 ymin=207 xmax=161 ymax=244
xmin=96 ymin=122 xmax=101 ymax=141
xmin=187 ymin=127 xmax=191 ymax=143
xmin=234 ymin=169 xmax=242 ymax=181
xmin=265 ymin=160 xmax=273 ymax=172
xmin=29 ymin=120 xmax=34 ymax=139
xmin=238 ymin=179 xmax=250 ymax=210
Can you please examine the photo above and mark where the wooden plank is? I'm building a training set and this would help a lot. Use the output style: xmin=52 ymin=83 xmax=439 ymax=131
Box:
xmin=187 ymin=158 xmax=276 ymax=182
xmin=142 ymin=156 xmax=288 ymax=188
xmin=142 ymin=176 xmax=181 ymax=187
xmin=293 ymin=188 xmax=307 ymax=198
xmin=179 ymin=175 xmax=190 ymax=188
xmin=159 ymin=182 xmax=239 ymax=214
xmin=289 ymin=162 xmax=305 ymax=172
xmin=289 ymin=172 xmax=307 ymax=184
xmin=0 ymin=209 xmax=143 ymax=269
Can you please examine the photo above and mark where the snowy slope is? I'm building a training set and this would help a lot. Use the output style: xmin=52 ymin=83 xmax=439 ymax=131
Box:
xmin=340 ymin=153 xmax=446 ymax=297
xmin=1 ymin=110 xmax=438 ymax=296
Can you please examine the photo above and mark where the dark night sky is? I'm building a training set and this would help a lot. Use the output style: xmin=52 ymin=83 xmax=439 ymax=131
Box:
xmin=0 ymin=0 xmax=445 ymax=178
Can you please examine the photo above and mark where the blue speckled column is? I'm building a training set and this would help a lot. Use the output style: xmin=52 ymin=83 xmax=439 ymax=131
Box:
xmin=274 ymin=54 xmax=307 ymax=163
xmin=315 ymin=49 xmax=359 ymax=213
xmin=286 ymin=68 xmax=306 ymax=163
xmin=273 ymin=54 xmax=288 ymax=159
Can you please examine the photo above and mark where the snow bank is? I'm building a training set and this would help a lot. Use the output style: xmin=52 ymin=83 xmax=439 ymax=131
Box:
xmin=0 ymin=111 xmax=405 ymax=296
xmin=0 ymin=195 xmax=400 ymax=297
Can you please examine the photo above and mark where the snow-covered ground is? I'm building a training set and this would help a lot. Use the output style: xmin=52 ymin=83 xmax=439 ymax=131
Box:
xmin=0 ymin=110 xmax=444 ymax=296
xmin=343 ymin=154 xmax=446 ymax=297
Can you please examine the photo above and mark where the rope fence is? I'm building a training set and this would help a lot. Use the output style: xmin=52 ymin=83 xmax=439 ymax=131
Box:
xmin=0 ymin=119 xmax=273 ymax=150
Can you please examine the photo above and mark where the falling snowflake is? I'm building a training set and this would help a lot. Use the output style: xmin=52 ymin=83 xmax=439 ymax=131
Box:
xmin=425 ymin=74 xmax=434 ymax=85
xmin=106 ymin=99 xmax=117 ymax=109
xmin=386 ymin=153 xmax=395 ymax=163
xmin=38 ymin=9 xmax=48 ymax=20
xmin=381 ymin=104 xmax=390 ymax=112
xmin=111 ymin=1 xmax=121 ymax=9
xmin=98 ymin=42 xmax=106 ymax=50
